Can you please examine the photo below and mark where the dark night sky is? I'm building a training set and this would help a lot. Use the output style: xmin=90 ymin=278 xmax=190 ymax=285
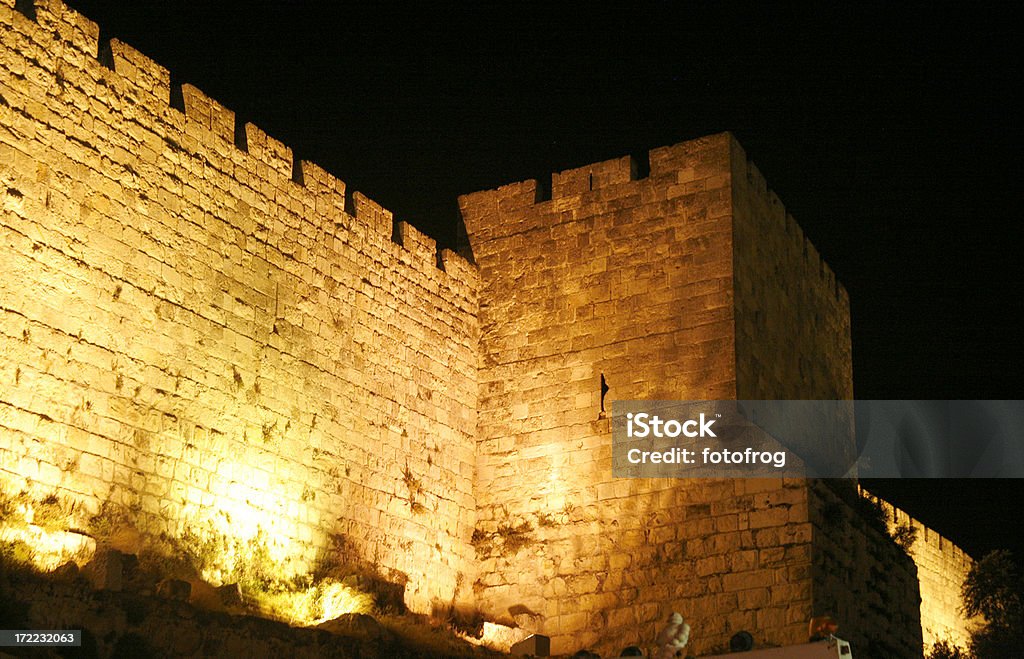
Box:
xmin=64 ymin=2 xmax=1022 ymax=563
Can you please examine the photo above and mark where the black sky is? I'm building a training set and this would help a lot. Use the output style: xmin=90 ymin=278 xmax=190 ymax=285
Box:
xmin=62 ymin=2 xmax=1022 ymax=563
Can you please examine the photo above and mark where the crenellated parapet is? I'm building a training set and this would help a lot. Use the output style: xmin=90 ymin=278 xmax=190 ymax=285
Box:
xmin=459 ymin=136 xmax=734 ymax=247
xmin=1 ymin=0 xmax=479 ymax=619
xmin=862 ymin=488 xmax=976 ymax=650
xmin=2 ymin=0 xmax=474 ymax=293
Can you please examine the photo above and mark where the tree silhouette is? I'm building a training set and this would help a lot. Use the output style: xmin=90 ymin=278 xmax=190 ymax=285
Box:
xmin=962 ymin=550 xmax=1023 ymax=658
xmin=926 ymin=639 xmax=969 ymax=659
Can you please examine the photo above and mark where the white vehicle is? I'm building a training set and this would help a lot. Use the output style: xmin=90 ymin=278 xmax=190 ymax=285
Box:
xmin=702 ymin=637 xmax=852 ymax=658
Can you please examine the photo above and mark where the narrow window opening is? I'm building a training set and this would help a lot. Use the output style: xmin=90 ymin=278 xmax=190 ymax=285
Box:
xmin=291 ymin=153 xmax=304 ymax=185
xmin=630 ymin=152 xmax=651 ymax=180
xmin=600 ymin=373 xmax=610 ymax=416
xmin=234 ymin=118 xmax=249 ymax=151
xmin=588 ymin=172 xmax=594 ymax=191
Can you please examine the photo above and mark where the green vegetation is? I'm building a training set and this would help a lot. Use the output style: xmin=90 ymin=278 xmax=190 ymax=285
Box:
xmin=962 ymin=550 xmax=1023 ymax=658
xmin=1 ymin=489 xmax=73 ymax=532
xmin=926 ymin=639 xmax=970 ymax=659
xmin=0 ymin=538 xmax=36 ymax=572
xmin=496 ymin=521 xmax=533 ymax=554
xmin=854 ymin=494 xmax=889 ymax=535
xmin=87 ymin=499 xmax=138 ymax=542
xmin=892 ymin=522 xmax=918 ymax=552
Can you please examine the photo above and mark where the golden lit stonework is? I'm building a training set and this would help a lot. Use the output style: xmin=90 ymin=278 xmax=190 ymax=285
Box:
xmin=0 ymin=1 xmax=973 ymax=656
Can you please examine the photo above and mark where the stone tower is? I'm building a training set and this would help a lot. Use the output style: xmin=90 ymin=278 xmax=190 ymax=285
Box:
xmin=460 ymin=133 xmax=921 ymax=656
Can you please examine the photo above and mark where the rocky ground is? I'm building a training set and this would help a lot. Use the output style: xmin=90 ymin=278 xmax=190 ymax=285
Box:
xmin=0 ymin=558 xmax=506 ymax=658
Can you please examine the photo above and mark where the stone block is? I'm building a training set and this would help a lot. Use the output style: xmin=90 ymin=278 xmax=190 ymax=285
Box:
xmin=511 ymin=634 xmax=550 ymax=656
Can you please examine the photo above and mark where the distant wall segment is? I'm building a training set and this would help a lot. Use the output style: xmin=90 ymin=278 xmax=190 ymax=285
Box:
xmin=864 ymin=488 xmax=976 ymax=651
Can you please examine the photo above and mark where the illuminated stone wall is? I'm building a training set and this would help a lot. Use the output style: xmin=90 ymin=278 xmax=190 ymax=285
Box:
xmin=0 ymin=1 xmax=975 ymax=656
xmin=809 ymin=482 xmax=923 ymax=658
xmin=461 ymin=134 xmax=819 ymax=655
xmin=869 ymin=490 xmax=976 ymax=651
xmin=460 ymin=135 xmax=953 ymax=658
xmin=0 ymin=0 xmax=479 ymax=615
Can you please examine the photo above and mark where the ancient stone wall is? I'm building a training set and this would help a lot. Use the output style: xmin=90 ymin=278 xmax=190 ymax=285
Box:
xmin=729 ymin=139 xmax=852 ymax=403
xmin=867 ymin=489 xmax=975 ymax=651
xmin=730 ymin=138 xmax=856 ymax=476
xmin=730 ymin=139 xmax=928 ymax=658
xmin=0 ymin=0 xmax=479 ymax=614
xmin=461 ymin=134 xmax=818 ymax=655
xmin=461 ymin=134 xmax=971 ymax=658
xmin=809 ymin=481 xmax=923 ymax=659
xmin=0 ymin=1 xmax=978 ymax=655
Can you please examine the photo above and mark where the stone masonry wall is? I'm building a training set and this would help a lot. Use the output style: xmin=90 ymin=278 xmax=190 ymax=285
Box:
xmin=730 ymin=137 xmax=856 ymax=475
xmin=460 ymin=134 xmax=815 ymax=655
xmin=0 ymin=1 xmax=975 ymax=654
xmin=0 ymin=0 xmax=479 ymax=614
xmin=809 ymin=481 xmax=924 ymax=659
xmin=867 ymin=489 xmax=975 ymax=651
xmin=729 ymin=139 xmax=853 ymax=402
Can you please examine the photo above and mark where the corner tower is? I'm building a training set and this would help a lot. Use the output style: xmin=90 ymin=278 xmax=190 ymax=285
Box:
xmin=459 ymin=133 xmax=915 ymax=656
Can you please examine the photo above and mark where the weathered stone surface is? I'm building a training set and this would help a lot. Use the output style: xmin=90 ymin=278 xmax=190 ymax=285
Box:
xmin=510 ymin=633 xmax=550 ymax=656
xmin=0 ymin=2 xmax=973 ymax=658
xmin=0 ymin=525 xmax=96 ymax=571
xmin=460 ymin=136 xmax=821 ymax=654
xmin=808 ymin=482 xmax=924 ymax=659
xmin=870 ymin=491 xmax=976 ymax=650
xmin=216 ymin=582 xmax=242 ymax=606
xmin=0 ymin=0 xmax=478 ymax=618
